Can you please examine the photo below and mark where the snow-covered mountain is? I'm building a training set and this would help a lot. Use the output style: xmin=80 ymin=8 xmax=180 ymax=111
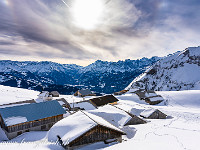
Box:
xmin=0 ymin=57 xmax=160 ymax=94
xmin=127 ymin=46 xmax=200 ymax=91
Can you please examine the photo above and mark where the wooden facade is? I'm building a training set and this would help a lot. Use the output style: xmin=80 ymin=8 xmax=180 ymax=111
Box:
xmin=0 ymin=114 xmax=63 ymax=139
xmin=65 ymin=125 xmax=124 ymax=149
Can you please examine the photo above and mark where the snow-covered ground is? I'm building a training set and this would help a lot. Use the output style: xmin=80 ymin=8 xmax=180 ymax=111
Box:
xmin=0 ymin=85 xmax=39 ymax=105
xmin=0 ymin=85 xmax=200 ymax=150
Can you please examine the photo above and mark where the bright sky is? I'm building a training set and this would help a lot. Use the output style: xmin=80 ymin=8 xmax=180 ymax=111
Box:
xmin=0 ymin=0 xmax=200 ymax=66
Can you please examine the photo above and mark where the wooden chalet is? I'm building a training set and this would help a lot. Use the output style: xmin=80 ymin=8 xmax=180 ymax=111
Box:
xmin=89 ymin=105 xmax=146 ymax=127
xmin=140 ymin=108 xmax=167 ymax=119
xmin=144 ymin=95 xmax=164 ymax=105
xmin=48 ymin=111 xmax=126 ymax=149
xmin=0 ymin=100 xmax=66 ymax=139
xmin=89 ymin=95 xmax=119 ymax=107
xmin=74 ymin=89 xmax=96 ymax=97
xmin=130 ymin=89 xmax=164 ymax=105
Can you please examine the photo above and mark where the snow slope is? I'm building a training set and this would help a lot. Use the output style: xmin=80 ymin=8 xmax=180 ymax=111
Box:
xmin=0 ymin=85 xmax=39 ymax=105
xmin=127 ymin=46 xmax=200 ymax=91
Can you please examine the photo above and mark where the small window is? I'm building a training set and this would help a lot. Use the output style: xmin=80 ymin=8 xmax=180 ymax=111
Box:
xmin=41 ymin=125 xmax=46 ymax=130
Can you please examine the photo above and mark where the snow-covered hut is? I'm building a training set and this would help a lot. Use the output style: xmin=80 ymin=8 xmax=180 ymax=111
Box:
xmin=74 ymin=89 xmax=95 ymax=97
xmin=89 ymin=95 xmax=119 ymax=107
xmin=0 ymin=100 xmax=66 ymax=139
xmin=37 ymin=91 xmax=52 ymax=101
xmin=48 ymin=111 xmax=125 ymax=149
xmin=140 ymin=108 xmax=167 ymax=119
xmin=144 ymin=95 xmax=164 ymax=105
xmin=88 ymin=105 xmax=146 ymax=127
xmin=50 ymin=91 xmax=60 ymax=97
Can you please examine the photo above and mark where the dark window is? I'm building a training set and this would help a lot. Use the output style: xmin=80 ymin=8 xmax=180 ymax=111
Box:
xmin=41 ymin=125 xmax=46 ymax=130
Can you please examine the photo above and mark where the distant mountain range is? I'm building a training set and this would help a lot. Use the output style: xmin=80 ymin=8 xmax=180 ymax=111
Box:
xmin=0 ymin=57 xmax=160 ymax=94
xmin=127 ymin=46 xmax=200 ymax=91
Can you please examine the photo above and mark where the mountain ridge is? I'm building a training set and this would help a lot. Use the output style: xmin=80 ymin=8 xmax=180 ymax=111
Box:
xmin=0 ymin=57 xmax=160 ymax=94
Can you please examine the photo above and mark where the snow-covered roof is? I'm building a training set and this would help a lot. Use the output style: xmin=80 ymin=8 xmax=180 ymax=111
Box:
xmin=145 ymin=92 xmax=157 ymax=97
xmin=147 ymin=96 xmax=164 ymax=102
xmin=88 ymin=105 xmax=132 ymax=127
xmin=140 ymin=108 xmax=156 ymax=118
xmin=48 ymin=111 xmax=125 ymax=145
xmin=38 ymin=91 xmax=50 ymax=97
xmin=70 ymin=101 xmax=96 ymax=110
xmin=0 ymin=100 xmax=66 ymax=126
xmin=79 ymin=89 xmax=92 ymax=96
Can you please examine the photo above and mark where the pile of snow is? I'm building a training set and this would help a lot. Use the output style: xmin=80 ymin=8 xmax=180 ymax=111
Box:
xmin=0 ymin=85 xmax=39 ymax=105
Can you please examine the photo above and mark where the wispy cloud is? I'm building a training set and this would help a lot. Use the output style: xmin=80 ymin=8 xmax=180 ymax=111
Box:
xmin=0 ymin=0 xmax=200 ymax=65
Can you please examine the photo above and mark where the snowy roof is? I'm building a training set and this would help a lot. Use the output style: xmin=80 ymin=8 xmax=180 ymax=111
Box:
xmin=48 ymin=111 xmax=125 ymax=145
xmin=147 ymin=96 xmax=164 ymax=102
xmin=70 ymin=101 xmax=96 ymax=110
xmin=140 ymin=108 xmax=156 ymax=118
xmin=90 ymin=95 xmax=119 ymax=107
xmin=0 ymin=100 xmax=66 ymax=126
xmin=38 ymin=91 xmax=50 ymax=97
xmin=88 ymin=105 xmax=132 ymax=127
xmin=79 ymin=89 xmax=92 ymax=96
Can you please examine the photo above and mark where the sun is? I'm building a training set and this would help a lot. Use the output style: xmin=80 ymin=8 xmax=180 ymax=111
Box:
xmin=71 ymin=0 xmax=104 ymax=30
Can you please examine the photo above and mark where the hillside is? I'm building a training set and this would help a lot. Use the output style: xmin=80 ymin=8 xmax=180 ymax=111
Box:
xmin=127 ymin=46 xmax=200 ymax=91
xmin=0 ymin=85 xmax=39 ymax=105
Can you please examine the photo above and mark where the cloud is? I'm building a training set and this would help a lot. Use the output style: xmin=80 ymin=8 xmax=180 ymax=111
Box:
xmin=0 ymin=0 xmax=200 ymax=65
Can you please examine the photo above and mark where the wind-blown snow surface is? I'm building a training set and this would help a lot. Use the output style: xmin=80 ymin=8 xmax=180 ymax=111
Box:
xmin=127 ymin=46 xmax=200 ymax=91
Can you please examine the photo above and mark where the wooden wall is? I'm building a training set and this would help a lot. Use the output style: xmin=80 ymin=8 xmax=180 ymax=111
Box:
xmin=68 ymin=125 xmax=122 ymax=147
xmin=6 ymin=114 xmax=63 ymax=133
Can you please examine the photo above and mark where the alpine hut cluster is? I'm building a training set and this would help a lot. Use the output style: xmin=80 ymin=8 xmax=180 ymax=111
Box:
xmin=0 ymin=86 xmax=167 ymax=149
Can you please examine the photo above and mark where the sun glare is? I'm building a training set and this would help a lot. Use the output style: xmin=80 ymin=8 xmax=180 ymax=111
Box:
xmin=71 ymin=0 xmax=104 ymax=30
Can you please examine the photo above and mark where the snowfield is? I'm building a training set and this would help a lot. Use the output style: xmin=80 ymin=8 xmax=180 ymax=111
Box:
xmin=0 ymin=85 xmax=39 ymax=105
xmin=0 ymin=85 xmax=200 ymax=150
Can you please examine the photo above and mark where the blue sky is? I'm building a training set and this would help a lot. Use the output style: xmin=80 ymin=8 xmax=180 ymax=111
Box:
xmin=0 ymin=0 xmax=200 ymax=66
